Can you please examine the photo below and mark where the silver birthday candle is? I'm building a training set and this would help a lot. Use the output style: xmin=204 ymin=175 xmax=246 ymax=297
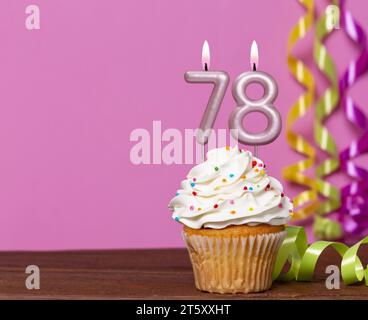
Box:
xmin=229 ymin=41 xmax=282 ymax=156
xmin=185 ymin=41 xmax=230 ymax=146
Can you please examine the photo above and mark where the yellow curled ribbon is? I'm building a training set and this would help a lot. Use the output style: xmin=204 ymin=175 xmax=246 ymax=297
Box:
xmin=283 ymin=0 xmax=319 ymax=221
xmin=273 ymin=226 xmax=368 ymax=286
xmin=313 ymin=1 xmax=341 ymax=239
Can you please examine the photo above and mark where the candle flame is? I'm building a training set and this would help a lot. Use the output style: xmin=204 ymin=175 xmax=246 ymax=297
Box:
xmin=202 ymin=40 xmax=210 ymax=70
xmin=250 ymin=40 xmax=259 ymax=70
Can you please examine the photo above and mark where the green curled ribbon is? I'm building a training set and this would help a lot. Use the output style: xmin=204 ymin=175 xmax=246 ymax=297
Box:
xmin=273 ymin=226 xmax=368 ymax=286
xmin=313 ymin=1 xmax=341 ymax=239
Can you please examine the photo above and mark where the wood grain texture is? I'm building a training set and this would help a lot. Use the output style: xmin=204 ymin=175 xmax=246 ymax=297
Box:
xmin=0 ymin=248 xmax=367 ymax=300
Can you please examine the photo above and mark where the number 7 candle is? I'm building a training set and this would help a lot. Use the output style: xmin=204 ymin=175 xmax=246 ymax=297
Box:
xmin=185 ymin=41 xmax=230 ymax=147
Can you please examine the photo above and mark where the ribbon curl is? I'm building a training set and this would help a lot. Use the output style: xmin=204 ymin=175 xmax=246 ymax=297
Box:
xmin=312 ymin=1 xmax=341 ymax=239
xmin=283 ymin=0 xmax=319 ymax=221
xmin=337 ymin=0 xmax=368 ymax=241
xmin=273 ymin=226 xmax=368 ymax=286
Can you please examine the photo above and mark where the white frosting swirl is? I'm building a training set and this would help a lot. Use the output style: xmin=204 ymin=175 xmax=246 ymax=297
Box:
xmin=168 ymin=146 xmax=292 ymax=229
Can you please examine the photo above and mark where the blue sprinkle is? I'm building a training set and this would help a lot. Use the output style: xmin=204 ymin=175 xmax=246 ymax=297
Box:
xmin=174 ymin=217 xmax=180 ymax=221
xmin=176 ymin=192 xmax=180 ymax=196
xmin=191 ymin=182 xmax=196 ymax=187
xmin=249 ymin=187 xmax=253 ymax=191
xmin=229 ymin=174 xmax=234 ymax=178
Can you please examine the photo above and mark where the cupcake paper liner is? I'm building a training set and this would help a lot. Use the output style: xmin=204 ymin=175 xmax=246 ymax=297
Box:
xmin=183 ymin=230 xmax=286 ymax=294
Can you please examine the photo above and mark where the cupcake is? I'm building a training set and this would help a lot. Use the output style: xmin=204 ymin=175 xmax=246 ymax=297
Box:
xmin=168 ymin=146 xmax=292 ymax=294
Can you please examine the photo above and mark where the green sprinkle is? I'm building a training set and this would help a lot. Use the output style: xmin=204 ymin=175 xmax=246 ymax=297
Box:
xmin=214 ymin=166 xmax=219 ymax=171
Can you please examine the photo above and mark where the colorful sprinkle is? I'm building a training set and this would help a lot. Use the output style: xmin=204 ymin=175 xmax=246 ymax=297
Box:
xmin=249 ymin=187 xmax=253 ymax=191
xmin=241 ymin=175 xmax=246 ymax=179
xmin=214 ymin=204 xmax=218 ymax=209
xmin=193 ymin=178 xmax=197 ymax=182
xmin=176 ymin=192 xmax=180 ymax=196
xmin=255 ymin=168 xmax=259 ymax=173
xmin=258 ymin=163 xmax=263 ymax=167
xmin=214 ymin=166 xmax=219 ymax=171
xmin=226 ymin=146 xmax=230 ymax=151
xmin=189 ymin=206 xmax=194 ymax=211
xmin=198 ymin=207 xmax=202 ymax=211
xmin=252 ymin=160 xmax=257 ymax=167
xmin=230 ymin=200 xmax=234 ymax=205
xmin=248 ymin=207 xmax=254 ymax=211
xmin=222 ymin=178 xmax=227 ymax=183
xmin=260 ymin=169 xmax=265 ymax=175
xmin=190 ymin=182 xmax=196 ymax=187
xmin=192 ymin=191 xmax=197 ymax=196
xmin=174 ymin=216 xmax=179 ymax=221
xmin=243 ymin=186 xmax=248 ymax=190
xmin=229 ymin=173 xmax=234 ymax=178
xmin=230 ymin=210 xmax=236 ymax=214
xmin=278 ymin=203 xmax=283 ymax=208
xmin=281 ymin=193 xmax=285 ymax=197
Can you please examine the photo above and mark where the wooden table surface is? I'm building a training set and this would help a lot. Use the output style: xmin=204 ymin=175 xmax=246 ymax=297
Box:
xmin=0 ymin=248 xmax=367 ymax=300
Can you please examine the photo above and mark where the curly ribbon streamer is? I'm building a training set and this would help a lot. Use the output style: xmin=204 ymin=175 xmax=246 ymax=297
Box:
xmin=313 ymin=215 xmax=342 ymax=240
xmin=312 ymin=1 xmax=341 ymax=239
xmin=273 ymin=226 xmax=368 ymax=286
xmin=337 ymin=0 xmax=368 ymax=240
xmin=283 ymin=0 xmax=319 ymax=221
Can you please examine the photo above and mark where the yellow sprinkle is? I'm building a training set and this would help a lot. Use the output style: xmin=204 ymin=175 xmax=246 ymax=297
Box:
xmin=255 ymin=169 xmax=259 ymax=173
xmin=260 ymin=169 xmax=265 ymax=175
xmin=226 ymin=146 xmax=230 ymax=151
xmin=249 ymin=207 xmax=254 ymax=211
xmin=241 ymin=175 xmax=246 ymax=179
xmin=222 ymin=178 xmax=227 ymax=183
xmin=230 ymin=210 xmax=236 ymax=214
xmin=198 ymin=208 xmax=202 ymax=211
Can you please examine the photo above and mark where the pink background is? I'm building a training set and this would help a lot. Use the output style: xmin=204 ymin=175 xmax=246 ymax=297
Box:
xmin=0 ymin=0 xmax=367 ymax=250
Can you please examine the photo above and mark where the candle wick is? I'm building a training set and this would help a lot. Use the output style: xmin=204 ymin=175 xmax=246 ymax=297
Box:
xmin=204 ymin=63 xmax=208 ymax=71
xmin=252 ymin=63 xmax=256 ymax=71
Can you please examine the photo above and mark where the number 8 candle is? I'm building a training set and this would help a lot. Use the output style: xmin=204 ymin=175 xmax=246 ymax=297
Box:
xmin=229 ymin=41 xmax=282 ymax=156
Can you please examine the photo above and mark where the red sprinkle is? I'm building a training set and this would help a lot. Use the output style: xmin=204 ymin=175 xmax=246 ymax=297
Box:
xmin=252 ymin=160 xmax=257 ymax=167
xmin=281 ymin=193 xmax=285 ymax=197
xmin=214 ymin=204 xmax=218 ymax=209
xmin=192 ymin=191 xmax=197 ymax=196
xmin=243 ymin=186 xmax=248 ymax=190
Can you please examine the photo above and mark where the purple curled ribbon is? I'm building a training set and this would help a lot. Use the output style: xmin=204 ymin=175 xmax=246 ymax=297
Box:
xmin=338 ymin=0 xmax=368 ymax=241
